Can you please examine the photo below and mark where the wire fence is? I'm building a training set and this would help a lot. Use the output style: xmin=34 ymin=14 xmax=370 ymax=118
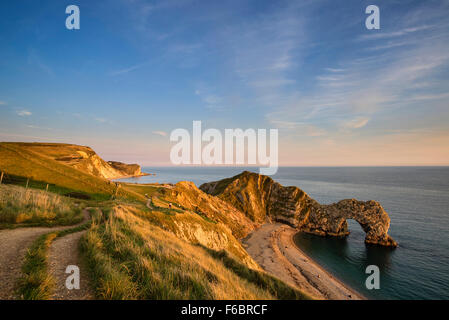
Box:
xmin=0 ymin=170 xmax=136 ymax=201
xmin=0 ymin=171 xmax=95 ymax=200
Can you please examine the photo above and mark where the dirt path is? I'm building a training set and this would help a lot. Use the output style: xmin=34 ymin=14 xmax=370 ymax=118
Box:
xmin=242 ymin=223 xmax=364 ymax=300
xmin=48 ymin=229 xmax=94 ymax=300
xmin=0 ymin=209 xmax=90 ymax=300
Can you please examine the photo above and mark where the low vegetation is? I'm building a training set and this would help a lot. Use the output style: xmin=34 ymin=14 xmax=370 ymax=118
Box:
xmin=81 ymin=205 xmax=310 ymax=300
xmin=0 ymin=184 xmax=83 ymax=228
xmin=0 ymin=143 xmax=312 ymax=301
xmin=0 ymin=142 xmax=146 ymax=202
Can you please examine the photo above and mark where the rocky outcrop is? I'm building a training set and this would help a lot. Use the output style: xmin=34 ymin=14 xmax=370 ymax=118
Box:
xmin=54 ymin=147 xmax=146 ymax=179
xmin=200 ymin=171 xmax=397 ymax=247
xmin=107 ymin=161 xmax=144 ymax=178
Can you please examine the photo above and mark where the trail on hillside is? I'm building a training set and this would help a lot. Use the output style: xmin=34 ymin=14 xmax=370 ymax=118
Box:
xmin=48 ymin=220 xmax=95 ymax=300
xmin=0 ymin=209 xmax=90 ymax=300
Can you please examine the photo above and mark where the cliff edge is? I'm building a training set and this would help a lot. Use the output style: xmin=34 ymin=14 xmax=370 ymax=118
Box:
xmin=0 ymin=142 xmax=145 ymax=180
xmin=107 ymin=161 xmax=144 ymax=178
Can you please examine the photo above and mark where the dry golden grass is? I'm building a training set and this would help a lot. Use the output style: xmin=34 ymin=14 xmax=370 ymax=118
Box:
xmin=81 ymin=205 xmax=311 ymax=300
xmin=0 ymin=184 xmax=82 ymax=227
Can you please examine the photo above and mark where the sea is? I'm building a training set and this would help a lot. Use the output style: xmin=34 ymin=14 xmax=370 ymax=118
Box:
xmin=116 ymin=166 xmax=449 ymax=300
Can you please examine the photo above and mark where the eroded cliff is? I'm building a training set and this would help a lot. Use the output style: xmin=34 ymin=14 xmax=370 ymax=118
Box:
xmin=200 ymin=171 xmax=397 ymax=247
xmin=107 ymin=161 xmax=144 ymax=178
xmin=5 ymin=143 xmax=145 ymax=180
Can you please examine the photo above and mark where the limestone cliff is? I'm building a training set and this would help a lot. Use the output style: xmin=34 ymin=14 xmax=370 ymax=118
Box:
xmin=200 ymin=171 xmax=398 ymax=247
xmin=107 ymin=161 xmax=143 ymax=177
xmin=8 ymin=143 xmax=145 ymax=180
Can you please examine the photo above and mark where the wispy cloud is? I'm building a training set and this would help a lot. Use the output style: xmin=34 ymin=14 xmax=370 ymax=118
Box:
xmin=17 ymin=110 xmax=32 ymax=116
xmin=109 ymin=62 xmax=148 ymax=76
xmin=194 ymin=87 xmax=227 ymax=110
xmin=406 ymin=92 xmax=449 ymax=102
xmin=27 ymin=48 xmax=53 ymax=75
xmin=216 ymin=2 xmax=306 ymax=106
xmin=358 ymin=25 xmax=433 ymax=40
xmin=365 ymin=40 xmax=415 ymax=51
xmin=169 ymin=43 xmax=202 ymax=54
xmin=122 ymin=0 xmax=197 ymax=42
xmin=26 ymin=125 xmax=53 ymax=130
xmin=340 ymin=117 xmax=370 ymax=130
xmin=325 ymin=68 xmax=345 ymax=73
xmin=152 ymin=131 xmax=167 ymax=137
xmin=269 ymin=120 xmax=327 ymax=137
xmin=268 ymin=3 xmax=449 ymax=140
xmin=95 ymin=117 xmax=114 ymax=124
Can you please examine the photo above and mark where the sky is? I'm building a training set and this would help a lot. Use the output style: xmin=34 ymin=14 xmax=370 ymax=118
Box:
xmin=0 ymin=0 xmax=448 ymax=166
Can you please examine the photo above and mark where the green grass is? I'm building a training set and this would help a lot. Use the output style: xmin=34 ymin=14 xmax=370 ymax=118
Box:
xmin=1 ymin=173 xmax=110 ymax=200
xmin=15 ymin=221 xmax=91 ymax=300
xmin=149 ymin=198 xmax=184 ymax=215
xmin=120 ymin=184 xmax=160 ymax=198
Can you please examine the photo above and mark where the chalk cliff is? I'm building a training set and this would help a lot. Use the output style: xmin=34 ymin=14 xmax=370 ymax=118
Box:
xmin=200 ymin=171 xmax=397 ymax=247
xmin=3 ymin=143 xmax=145 ymax=180
xmin=107 ymin=161 xmax=143 ymax=178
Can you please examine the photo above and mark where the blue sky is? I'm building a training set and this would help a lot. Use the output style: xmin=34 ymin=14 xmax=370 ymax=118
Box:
xmin=1 ymin=0 xmax=448 ymax=165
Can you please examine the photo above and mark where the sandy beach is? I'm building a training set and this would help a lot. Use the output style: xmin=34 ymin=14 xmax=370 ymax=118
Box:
xmin=242 ymin=223 xmax=365 ymax=300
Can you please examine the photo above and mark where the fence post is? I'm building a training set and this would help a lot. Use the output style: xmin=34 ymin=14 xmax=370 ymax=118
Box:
xmin=26 ymin=178 xmax=29 ymax=189
xmin=46 ymin=184 xmax=49 ymax=192
xmin=111 ymin=183 xmax=120 ymax=200
xmin=0 ymin=171 xmax=3 ymax=184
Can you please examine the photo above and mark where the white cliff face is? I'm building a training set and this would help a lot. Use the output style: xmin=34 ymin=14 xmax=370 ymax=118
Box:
xmin=73 ymin=153 xmax=123 ymax=179
xmin=45 ymin=146 xmax=144 ymax=180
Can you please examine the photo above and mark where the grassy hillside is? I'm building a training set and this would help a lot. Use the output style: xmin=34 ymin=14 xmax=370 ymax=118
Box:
xmin=4 ymin=142 xmax=139 ymax=179
xmin=0 ymin=142 xmax=144 ymax=201
xmin=0 ymin=142 xmax=312 ymax=300
xmin=81 ymin=205 xmax=310 ymax=300
xmin=162 ymin=181 xmax=257 ymax=239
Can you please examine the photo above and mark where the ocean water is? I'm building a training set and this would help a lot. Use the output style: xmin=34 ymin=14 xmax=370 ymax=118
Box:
xmin=116 ymin=166 xmax=449 ymax=300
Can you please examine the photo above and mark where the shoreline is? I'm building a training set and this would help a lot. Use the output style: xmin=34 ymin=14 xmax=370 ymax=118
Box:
xmin=242 ymin=223 xmax=365 ymax=300
xmin=285 ymin=227 xmax=367 ymax=300
xmin=112 ymin=172 xmax=154 ymax=180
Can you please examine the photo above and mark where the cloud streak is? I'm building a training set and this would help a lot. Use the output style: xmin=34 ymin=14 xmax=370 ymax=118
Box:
xmin=152 ymin=131 xmax=167 ymax=137
xmin=267 ymin=2 xmax=449 ymax=143
xmin=17 ymin=110 xmax=32 ymax=116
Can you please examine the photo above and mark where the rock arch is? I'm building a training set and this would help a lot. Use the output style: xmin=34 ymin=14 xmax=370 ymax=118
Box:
xmin=200 ymin=171 xmax=398 ymax=247
xmin=301 ymin=198 xmax=398 ymax=247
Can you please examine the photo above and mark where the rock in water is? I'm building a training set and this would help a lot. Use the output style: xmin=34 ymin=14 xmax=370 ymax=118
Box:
xmin=200 ymin=171 xmax=398 ymax=247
